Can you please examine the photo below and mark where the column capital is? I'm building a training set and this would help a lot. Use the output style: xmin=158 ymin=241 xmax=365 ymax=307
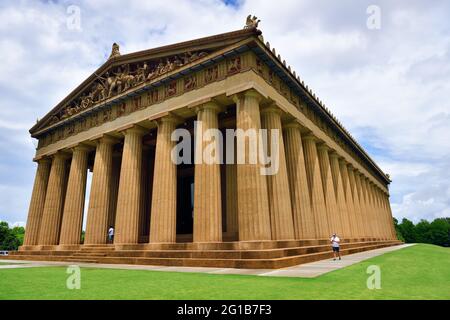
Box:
xmin=328 ymin=151 xmax=341 ymax=159
xmin=49 ymin=150 xmax=71 ymax=160
xmin=69 ymin=143 xmax=92 ymax=153
xmin=118 ymin=124 xmax=147 ymax=136
xmin=90 ymin=134 xmax=120 ymax=145
xmin=282 ymin=120 xmax=301 ymax=130
xmin=194 ymin=100 xmax=221 ymax=114
xmin=260 ymin=104 xmax=283 ymax=116
xmin=316 ymin=143 xmax=330 ymax=152
xmin=33 ymin=157 xmax=52 ymax=165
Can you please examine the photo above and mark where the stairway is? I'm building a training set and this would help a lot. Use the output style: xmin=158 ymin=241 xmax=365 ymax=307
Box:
xmin=2 ymin=239 xmax=402 ymax=269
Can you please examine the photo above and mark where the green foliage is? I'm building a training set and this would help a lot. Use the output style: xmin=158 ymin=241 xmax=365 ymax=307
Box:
xmin=0 ymin=244 xmax=448 ymax=300
xmin=0 ymin=222 xmax=24 ymax=251
xmin=395 ymin=217 xmax=450 ymax=247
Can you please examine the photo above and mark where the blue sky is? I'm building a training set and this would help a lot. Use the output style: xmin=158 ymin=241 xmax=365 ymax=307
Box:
xmin=0 ymin=0 xmax=449 ymax=226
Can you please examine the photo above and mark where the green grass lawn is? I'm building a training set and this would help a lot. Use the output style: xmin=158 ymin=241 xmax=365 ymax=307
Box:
xmin=0 ymin=244 xmax=448 ymax=300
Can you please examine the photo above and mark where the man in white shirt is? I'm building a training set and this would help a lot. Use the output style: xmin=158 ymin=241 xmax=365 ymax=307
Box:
xmin=108 ymin=226 xmax=114 ymax=244
xmin=330 ymin=233 xmax=341 ymax=261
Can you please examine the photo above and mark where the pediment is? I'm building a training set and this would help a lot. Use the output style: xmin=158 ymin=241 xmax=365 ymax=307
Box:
xmin=31 ymin=28 xmax=260 ymax=135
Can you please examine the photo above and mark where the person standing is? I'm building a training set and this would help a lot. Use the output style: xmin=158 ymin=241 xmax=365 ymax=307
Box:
xmin=330 ymin=233 xmax=341 ymax=261
xmin=108 ymin=226 xmax=114 ymax=244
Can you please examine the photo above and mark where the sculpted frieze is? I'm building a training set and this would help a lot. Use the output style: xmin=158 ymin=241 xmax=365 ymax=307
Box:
xmin=49 ymin=47 xmax=210 ymax=126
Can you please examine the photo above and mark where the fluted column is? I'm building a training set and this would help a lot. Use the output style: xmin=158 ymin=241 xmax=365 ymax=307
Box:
xmin=376 ymin=188 xmax=389 ymax=239
xmin=59 ymin=145 xmax=89 ymax=245
xmin=367 ymin=181 xmax=381 ymax=238
xmin=362 ymin=177 xmax=377 ymax=238
xmin=84 ymin=136 xmax=116 ymax=244
xmin=302 ymin=134 xmax=329 ymax=238
xmin=339 ymin=159 xmax=357 ymax=238
xmin=317 ymin=144 xmax=342 ymax=235
xmin=226 ymin=163 xmax=238 ymax=234
xmin=283 ymin=122 xmax=315 ymax=239
xmin=360 ymin=174 xmax=374 ymax=237
xmin=355 ymin=172 xmax=370 ymax=238
xmin=115 ymin=125 xmax=146 ymax=244
xmin=23 ymin=158 xmax=51 ymax=246
xmin=108 ymin=154 xmax=122 ymax=229
xmin=149 ymin=116 xmax=177 ymax=243
xmin=233 ymin=90 xmax=271 ymax=241
xmin=383 ymin=193 xmax=396 ymax=239
xmin=329 ymin=153 xmax=351 ymax=238
xmin=38 ymin=152 xmax=69 ymax=245
xmin=193 ymin=102 xmax=222 ymax=242
xmin=261 ymin=106 xmax=294 ymax=240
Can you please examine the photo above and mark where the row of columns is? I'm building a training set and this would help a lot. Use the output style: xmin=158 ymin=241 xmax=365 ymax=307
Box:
xmin=23 ymin=89 xmax=396 ymax=247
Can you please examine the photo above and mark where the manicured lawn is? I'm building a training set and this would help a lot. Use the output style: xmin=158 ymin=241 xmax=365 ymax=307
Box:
xmin=0 ymin=244 xmax=448 ymax=300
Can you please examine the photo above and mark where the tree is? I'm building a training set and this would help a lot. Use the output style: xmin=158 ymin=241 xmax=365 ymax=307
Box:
xmin=415 ymin=219 xmax=432 ymax=244
xmin=393 ymin=217 xmax=405 ymax=242
xmin=0 ymin=222 xmax=24 ymax=251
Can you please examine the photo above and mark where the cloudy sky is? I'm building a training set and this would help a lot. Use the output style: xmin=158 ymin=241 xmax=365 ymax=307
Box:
xmin=0 ymin=0 xmax=449 ymax=226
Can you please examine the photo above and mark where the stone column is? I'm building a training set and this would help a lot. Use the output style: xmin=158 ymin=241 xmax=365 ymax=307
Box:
xmin=376 ymin=188 xmax=389 ymax=239
xmin=339 ymin=159 xmax=357 ymax=238
xmin=108 ymin=154 xmax=122 ymax=229
xmin=225 ymin=163 xmax=238 ymax=234
xmin=114 ymin=125 xmax=146 ymax=245
xmin=317 ymin=144 xmax=342 ymax=235
xmin=368 ymin=181 xmax=381 ymax=238
xmin=84 ymin=136 xmax=116 ymax=245
xmin=23 ymin=158 xmax=51 ymax=246
xmin=193 ymin=102 xmax=223 ymax=242
xmin=329 ymin=153 xmax=351 ymax=238
xmin=347 ymin=165 xmax=364 ymax=238
xmin=302 ymin=134 xmax=329 ymax=238
xmin=363 ymin=177 xmax=376 ymax=238
xmin=149 ymin=116 xmax=178 ymax=243
xmin=383 ymin=193 xmax=397 ymax=239
xmin=233 ymin=90 xmax=272 ymax=241
xmin=38 ymin=152 xmax=69 ymax=245
xmin=373 ymin=186 xmax=384 ymax=238
xmin=283 ymin=122 xmax=315 ymax=239
xmin=261 ymin=106 xmax=295 ymax=240
xmin=59 ymin=145 xmax=89 ymax=245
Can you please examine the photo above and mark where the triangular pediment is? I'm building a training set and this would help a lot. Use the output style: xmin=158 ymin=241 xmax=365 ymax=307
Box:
xmin=31 ymin=28 xmax=260 ymax=135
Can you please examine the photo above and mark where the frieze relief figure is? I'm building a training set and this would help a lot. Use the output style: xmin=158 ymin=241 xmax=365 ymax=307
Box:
xmin=50 ymin=50 xmax=209 ymax=125
xmin=109 ymin=42 xmax=121 ymax=59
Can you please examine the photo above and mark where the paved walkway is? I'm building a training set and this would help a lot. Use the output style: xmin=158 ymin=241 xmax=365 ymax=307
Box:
xmin=0 ymin=244 xmax=414 ymax=278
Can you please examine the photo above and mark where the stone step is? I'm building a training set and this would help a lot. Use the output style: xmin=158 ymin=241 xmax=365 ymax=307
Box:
xmin=65 ymin=258 xmax=99 ymax=263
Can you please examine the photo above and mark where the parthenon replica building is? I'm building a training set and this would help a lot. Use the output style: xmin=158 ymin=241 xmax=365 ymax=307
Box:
xmin=12 ymin=20 xmax=400 ymax=268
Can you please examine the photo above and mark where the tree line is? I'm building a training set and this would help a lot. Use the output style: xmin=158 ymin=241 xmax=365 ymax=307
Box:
xmin=0 ymin=217 xmax=449 ymax=251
